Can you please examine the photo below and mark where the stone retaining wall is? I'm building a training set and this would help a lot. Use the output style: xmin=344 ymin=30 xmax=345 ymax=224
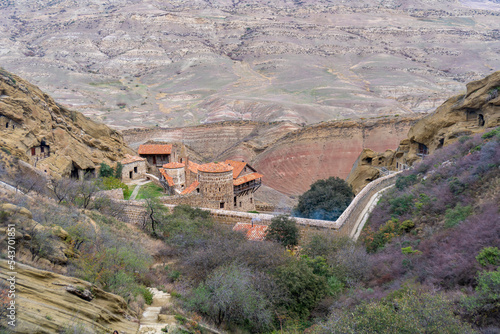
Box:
xmin=115 ymin=173 xmax=400 ymax=237
xmin=336 ymin=172 xmax=401 ymax=237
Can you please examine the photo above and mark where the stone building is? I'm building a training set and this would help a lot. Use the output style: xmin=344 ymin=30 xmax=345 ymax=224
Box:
xmin=138 ymin=144 xmax=175 ymax=168
xmin=27 ymin=139 xmax=51 ymax=166
xmin=120 ymin=155 xmax=146 ymax=181
xmin=158 ymin=156 xmax=262 ymax=211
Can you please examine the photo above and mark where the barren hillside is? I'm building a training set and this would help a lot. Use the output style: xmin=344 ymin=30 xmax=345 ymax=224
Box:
xmin=1 ymin=0 xmax=499 ymax=128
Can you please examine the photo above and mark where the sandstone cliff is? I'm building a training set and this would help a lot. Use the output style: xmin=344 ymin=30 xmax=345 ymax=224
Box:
xmin=0 ymin=260 xmax=137 ymax=334
xmin=0 ymin=68 xmax=134 ymax=177
xmin=348 ymin=70 xmax=500 ymax=193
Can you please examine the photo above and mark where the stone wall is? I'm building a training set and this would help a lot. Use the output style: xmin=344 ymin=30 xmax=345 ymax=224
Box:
xmin=121 ymin=161 xmax=146 ymax=181
xmin=336 ymin=172 xmax=401 ymax=237
xmin=234 ymin=191 xmax=256 ymax=211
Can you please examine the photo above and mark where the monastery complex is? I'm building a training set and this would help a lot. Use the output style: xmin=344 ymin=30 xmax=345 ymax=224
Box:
xmin=121 ymin=142 xmax=263 ymax=211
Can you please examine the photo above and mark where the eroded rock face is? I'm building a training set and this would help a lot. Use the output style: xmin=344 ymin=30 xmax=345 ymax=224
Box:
xmin=252 ymin=117 xmax=417 ymax=195
xmin=348 ymin=71 xmax=500 ymax=193
xmin=125 ymin=117 xmax=417 ymax=196
xmin=0 ymin=260 xmax=137 ymax=334
xmin=0 ymin=68 xmax=134 ymax=177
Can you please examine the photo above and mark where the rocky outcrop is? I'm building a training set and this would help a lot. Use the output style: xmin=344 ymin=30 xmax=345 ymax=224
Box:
xmin=348 ymin=71 xmax=500 ymax=193
xmin=0 ymin=203 xmax=76 ymax=268
xmin=0 ymin=260 xmax=137 ymax=334
xmin=0 ymin=68 xmax=134 ymax=177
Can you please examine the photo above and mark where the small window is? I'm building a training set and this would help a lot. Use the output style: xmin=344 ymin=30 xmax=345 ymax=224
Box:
xmin=5 ymin=122 xmax=8 ymax=129
xmin=234 ymin=196 xmax=237 ymax=206
xmin=220 ymin=202 xmax=225 ymax=209
xmin=31 ymin=147 xmax=36 ymax=156
xmin=239 ymin=202 xmax=242 ymax=207
xmin=129 ymin=171 xmax=133 ymax=179
xmin=196 ymin=188 xmax=200 ymax=194
xmin=250 ymin=198 xmax=253 ymax=204
xmin=134 ymin=166 xmax=138 ymax=173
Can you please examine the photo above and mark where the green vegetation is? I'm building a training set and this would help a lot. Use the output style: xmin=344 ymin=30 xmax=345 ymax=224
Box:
xmin=265 ymin=214 xmax=299 ymax=249
xmin=476 ymin=247 xmax=500 ymax=267
xmin=136 ymin=182 xmax=164 ymax=199
xmin=294 ymin=176 xmax=354 ymax=221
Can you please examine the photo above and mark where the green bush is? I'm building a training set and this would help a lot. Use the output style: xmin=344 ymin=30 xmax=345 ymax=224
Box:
xmin=275 ymin=259 xmax=329 ymax=319
xmin=139 ymin=286 xmax=154 ymax=305
xmin=389 ymin=194 xmax=414 ymax=216
xmin=315 ymin=289 xmax=477 ymax=334
xmin=265 ymin=214 xmax=299 ymax=249
xmin=444 ymin=203 xmax=472 ymax=228
xmin=476 ymin=247 xmax=500 ymax=267
xmin=101 ymin=177 xmax=129 ymax=198
xmin=99 ymin=163 xmax=115 ymax=178
xmin=294 ymin=176 xmax=354 ymax=221
xmin=481 ymin=127 xmax=500 ymax=139
xmin=395 ymin=174 xmax=418 ymax=190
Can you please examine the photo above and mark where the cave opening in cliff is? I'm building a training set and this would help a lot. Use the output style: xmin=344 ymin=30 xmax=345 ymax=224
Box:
xmin=437 ymin=138 xmax=444 ymax=149
xmin=478 ymin=114 xmax=485 ymax=126
xmin=418 ymin=143 xmax=429 ymax=156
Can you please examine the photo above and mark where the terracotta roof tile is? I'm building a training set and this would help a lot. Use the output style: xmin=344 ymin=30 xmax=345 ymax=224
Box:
xmin=197 ymin=162 xmax=233 ymax=173
xmin=233 ymin=223 xmax=268 ymax=241
xmin=163 ymin=162 xmax=185 ymax=169
xmin=121 ymin=154 xmax=146 ymax=165
xmin=234 ymin=172 xmax=263 ymax=186
xmin=138 ymin=144 xmax=172 ymax=155
xmin=181 ymin=181 xmax=200 ymax=195
xmin=187 ymin=161 xmax=200 ymax=174
xmin=159 ymin=168 xmax=174 ymax=187
xmin=225 ymin=160 xmax=247 ymax=179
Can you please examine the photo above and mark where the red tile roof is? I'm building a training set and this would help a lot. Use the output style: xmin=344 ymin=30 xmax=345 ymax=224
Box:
xmin=159 ymin=168 xmax=174 ymax=187
xmin=187 ymin=161 xmax=200 ymax=174
xmin=138 ymin=144 xmax=172 ymax=155
xmin=181 ymin=181 xmax=200 ymax=195
xmin=233 ymin=223 xmax=268 ymax=241
xmin=234 ymin=172 xmax=263 ymax=186
xmin=197 ymin=162 xmax=233 ymax=173
xmin=163 ymin=162 xmax=185 ymax=169
xmin=121 ymin=154 xmax=146 ymax=165
xmin=225 ymin=160 xmax=247 ymax=179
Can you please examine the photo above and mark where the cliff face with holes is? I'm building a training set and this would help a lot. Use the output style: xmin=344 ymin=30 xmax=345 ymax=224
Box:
xmin=0 ymin=68 xmax=133 ymax=177
xmin=348 ymin=70 xmax=500 ymax=194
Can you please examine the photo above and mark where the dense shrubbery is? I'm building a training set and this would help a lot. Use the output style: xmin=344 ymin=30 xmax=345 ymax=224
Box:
xmin=294 ymin=177 xmax=354 ymax=221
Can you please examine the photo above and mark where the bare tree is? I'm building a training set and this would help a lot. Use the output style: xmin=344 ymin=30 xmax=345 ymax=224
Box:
xmin=49 ymin=177 xmax=77 ymax=204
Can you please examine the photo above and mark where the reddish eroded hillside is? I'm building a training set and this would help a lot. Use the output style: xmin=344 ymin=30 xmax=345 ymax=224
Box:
xmin=252 ymin=117 xmax=417 ymax=195
xmin=125 ymin=116 xmax=418 ymax=197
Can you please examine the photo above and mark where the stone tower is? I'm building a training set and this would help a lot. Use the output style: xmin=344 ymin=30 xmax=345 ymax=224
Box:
xmin=197 ymin=162 xmax=234 ymax=210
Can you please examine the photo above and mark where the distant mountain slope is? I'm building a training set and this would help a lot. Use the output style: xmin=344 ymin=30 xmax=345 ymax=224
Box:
xmin=0 ymin=0 xmax=499 ymax=128
xmin=0 ymin=67 xmax=133 ymax=177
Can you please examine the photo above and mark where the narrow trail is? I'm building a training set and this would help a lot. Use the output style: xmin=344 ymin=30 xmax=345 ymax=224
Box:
xmin=138 ymin=288 xmax=177 ymax=334
xmin=129 ymin=180 xmax=151 ymax=200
